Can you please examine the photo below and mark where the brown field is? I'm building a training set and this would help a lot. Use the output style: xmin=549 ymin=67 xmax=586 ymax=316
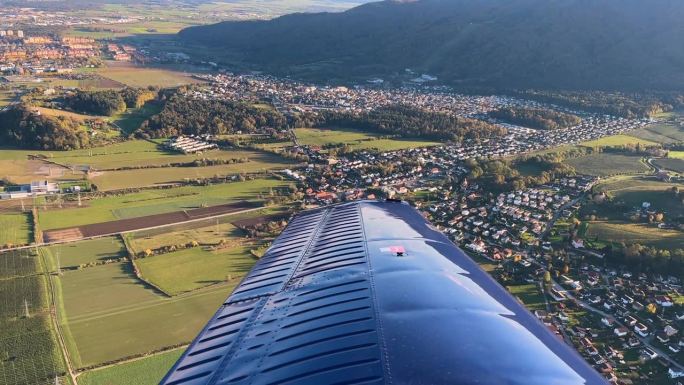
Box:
xmin=43 ymin=201 xmax=257 ymax=242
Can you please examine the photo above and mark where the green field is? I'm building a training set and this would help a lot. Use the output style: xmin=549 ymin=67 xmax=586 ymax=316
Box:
xmin=579 ymin=134 xmax=658 ymax=148
xmin=97 ymin=62 xmax=202 ymax=88
xmin=507 ymin=284 xmax=545 ymax=311
xmin=130 ymin=222 xmax=241 ymax=253
xmin=136 ymin=245 xmax=255 ymax=296
xmin=1 ymin=140 xmax=284 ymax=171
xmin=669 ymin=151 xmax=684 ymax=159
xmin=566 ymin=153 xmax=649 ymax=176
xmin=294 ymin=127 xmax=439 ymax=151
xmin=655 ymin=158 xmax=684 ymax=173
xmin=111 ymin=103 xmax=164 ymax=134
xmin=585 ymin=221 xmax=684 ymax=249
xmin=78 ymin=349 xmax=183 ymax=385
xmin=0 ymin=213 xmax=32 ymax=246
xmin=39 ymin=178 xmax=286 ymax=230
xmin=597 ymin=176 xmax=683 ymax=217
xmin=90 ymin=152 xmax=292 ymax=190
xmin=631 ymin=122 xmax=684 ymax=144
xmin=42 ymin=237 xmax=127 ymax=270
xmin=54 ymin=261 xmax=230 ymax=367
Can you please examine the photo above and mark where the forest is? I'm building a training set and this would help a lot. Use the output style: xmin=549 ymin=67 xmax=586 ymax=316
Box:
xmin=0 ymin=105 xmax=90 ymax=150
xmin=134 ymin=95 xmax=289 ymax=138
xmin=489 ymin=107 xmax=582 ymax=130
xmin=321 ymin=105 xmax=507 ymax=141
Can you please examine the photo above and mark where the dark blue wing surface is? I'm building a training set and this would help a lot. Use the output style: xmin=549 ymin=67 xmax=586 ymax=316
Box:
xmin=160 ymin=201 xmax=608 ymax=385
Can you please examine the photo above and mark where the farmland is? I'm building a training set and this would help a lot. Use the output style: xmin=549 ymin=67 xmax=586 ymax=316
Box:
xmin=39 ymin=178 xmax=287 ymax=230
xmin=506 ymin=284 xmax=545 ymax=311
xmin=89 ymin=152 xmax=292 ymax=190
xmin=578 ymin=134 xmax=657 ymax=148
xmin=630 ymin=122 xmax=684 ymax=144
xmin=293 ymin=127 xmax=439 ymax=151
xmin=597 ymin=176 xmax=683 ymax=217
xmin=77 ymin=348 xmax=183 ymax=385
xmin=0 ymin=213 xmax=31 ymax=246
xmin=129 ymin=221 xmax=240 ymax=253
xmin=655 ymin=158 xmax=684 ymax=173
xmin=42 ymin=237 xmax=127 ymax=270
xmin=585 ymin=221 xmax=684 ymax=249
xmin=96 ymin=62 xmax=203 ymax=88
xmin=0 ymin=248 xmax=69 ymax=385
xmin=54 ymin=262 xmax=231 ymax=367
xmin=565 ymin=153 xmax=649 ymax=176
xmin=135 ymin=245 xmax=255 ymax=295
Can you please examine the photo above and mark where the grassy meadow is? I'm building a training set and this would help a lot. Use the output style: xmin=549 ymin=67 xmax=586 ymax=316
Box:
xmin=42 ymin=237 xmax=127 ymax=270
xmin=0 ymin=213 xmax=32 ymax=246
xmin=135 ymin=245 xmax=255 ymax=295
xmin=565 ymin=153 xmax=649 ymax=176
xmin=631 ymin=122 xmax=684 ymax=144
xmin=294 ymin=127 xmax=439 ymax=151
xmin=585 ymin=221 xmax=684 ymax=250
xmin=97 ymin=62 xmax=203 ymax=88
xmin=579 ymin=134 xmax=657 ymax=148
xmin=77 ymin=348 xmax=183 ymax=385
xmin=54 ymin=262 xmax=230 ymax=368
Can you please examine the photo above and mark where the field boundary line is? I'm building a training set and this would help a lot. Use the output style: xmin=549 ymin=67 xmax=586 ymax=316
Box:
xmin=39 ymin=249 xmax=79 ymax=385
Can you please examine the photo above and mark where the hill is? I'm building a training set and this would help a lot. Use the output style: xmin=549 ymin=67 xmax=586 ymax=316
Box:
xmin=179 ymin=0 xmax=684 ymax=90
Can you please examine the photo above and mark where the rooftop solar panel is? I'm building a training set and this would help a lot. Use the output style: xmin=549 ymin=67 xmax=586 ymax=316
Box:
xmin=160 ymin=200 xmax=608 ymax=385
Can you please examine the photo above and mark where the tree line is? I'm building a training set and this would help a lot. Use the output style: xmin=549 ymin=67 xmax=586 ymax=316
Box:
xmin=489 ymin=107 xmax=581 ymax=130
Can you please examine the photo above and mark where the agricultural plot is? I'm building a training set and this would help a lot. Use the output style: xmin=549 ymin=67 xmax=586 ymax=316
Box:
xmin=0 ymin=249 xmax=68 ymax=385
xmin=78 ymin=348 xmax=183 ymax=385
xmin=111 ymin=103 xmax=163 ymax=134
xmin=129 ymin=222 xmax=241 ymax=253
xmin=0 ymin=213 xmax=32 ymax=246
xmin=579 ymin=134 xmax=657 ymax=148
xmin=597 ymin=176 xmax=683 ymax=217
xmin=89 ymin=152 xmax=292 ymax=190
xmin=630 ymin=122 xmax=684 ymax=144
xmin=42 ymin=237 xmax=127 ymax=270
xmin=54 ymin=261 xmax=229 ymax=367
xmin=566 ymin=153 xmax=649 ymax=176
xmin=669 ymin=151 xmax=684 ymax=159
xmin=506 ymin=284 xmax=545 ymax=311
xmin=0 ymin=249 xmax=40 ymax=279
xmin=294 ymin=127 xmax=439 ymax=151
xmin=39 ymin=179 xmax=286 ymax=230
xmin=97 ymin=62 xmax=202 ymax=88
xmin=655 ymin=158 xmax=684 ymax=173
xmin=135 ymin=245 xmax=255 ymax=296
xmin=585 ymin=221 xmax=684 ymax=249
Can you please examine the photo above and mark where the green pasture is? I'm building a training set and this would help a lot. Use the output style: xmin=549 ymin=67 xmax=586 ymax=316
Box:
xmin=135 ymin=245 xmax=255 ymax=296
xmin=77 ymin=348 xmax=183 ymax=385
xmin=0 ymin=213 xmax=32 ymax=246
xmin=39 ymin=178 xmax=286 ymax=230
xmin=566 ymin=153 xmax=649 ymax=176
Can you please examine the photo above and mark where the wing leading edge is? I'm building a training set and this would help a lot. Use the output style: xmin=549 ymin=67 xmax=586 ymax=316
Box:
xmin=160 ymin=200 xmax=608 ymax=385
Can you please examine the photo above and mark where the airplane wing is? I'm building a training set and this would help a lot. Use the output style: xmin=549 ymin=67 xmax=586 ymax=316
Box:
xmin=160 ymin=200 xmax=608 ymax=385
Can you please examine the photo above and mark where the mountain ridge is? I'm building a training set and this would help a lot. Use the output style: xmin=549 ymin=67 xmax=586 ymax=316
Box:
xmin=179 ymin=0 xmax=684 ymax=90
